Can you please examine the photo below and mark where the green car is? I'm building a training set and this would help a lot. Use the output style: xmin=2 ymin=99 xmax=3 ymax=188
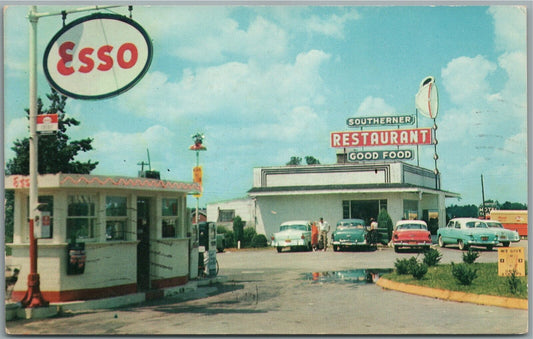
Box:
xmin=437 ymin=218 xmax=500 ymax=251
xmin=331 ymin=219 xmax=369 ymax=251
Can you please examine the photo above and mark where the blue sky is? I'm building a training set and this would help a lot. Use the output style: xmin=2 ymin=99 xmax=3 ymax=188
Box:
xmin=3 ymin=4 xmax=528 ymax=208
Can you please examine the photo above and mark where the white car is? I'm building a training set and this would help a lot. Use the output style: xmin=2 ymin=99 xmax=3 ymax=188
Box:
xmin=271 ymin=220 xmax=312 ymax=253
xmin=486 ymin=220 xmax=520 ymax=247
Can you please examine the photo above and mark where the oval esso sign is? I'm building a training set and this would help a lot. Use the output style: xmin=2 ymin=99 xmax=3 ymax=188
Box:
xmin=43 ymin=13 xmax=153 ymax=100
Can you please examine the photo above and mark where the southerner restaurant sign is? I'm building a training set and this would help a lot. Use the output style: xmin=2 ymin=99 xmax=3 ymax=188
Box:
xmin=346 ymin=115 xmax=415 ymax=127
xmin=331 ymin=128 xmax=432 ymax=148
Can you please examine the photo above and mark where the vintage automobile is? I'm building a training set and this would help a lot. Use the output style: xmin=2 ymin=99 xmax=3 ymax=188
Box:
xmin=331 ymin=218 xmax=368 ymax=251
xmin=392 ymin=220 xmax=432 ymax=252
xmin=486 ymin=220 xmax=520 ymax=247
xmin=437 ymin=217 xmax=500 ymax=251
xmin=270 ymin=220 xmax=312 ymax=253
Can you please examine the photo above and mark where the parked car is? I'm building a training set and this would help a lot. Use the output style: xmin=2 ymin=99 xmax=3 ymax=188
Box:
xmin=485 ymin=220 xmax=520 ymax=247
xmin=392 ymin=220 xmax=432 ymax=252
xmin=271 ymin=220 xmax=312 ymax=252
xmin=331 ymin=218 xmax=368 ymax=251
xmin=437 ymin=218 xmax=500 ymax=251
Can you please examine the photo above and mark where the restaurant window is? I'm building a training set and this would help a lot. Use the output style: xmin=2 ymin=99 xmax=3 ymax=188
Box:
xmin=106 ymin=196 xmax=127 ymax=241
xmin=67 ymin=195 xmax=96 ymax=241
xmin=403 ymin=200 xmax=418 ymax=220
xmin=162 ymin=198 xmax=178 ymax=238
xmin=342 ymin=200 xmax=387 ymax=225
xmin=218 ymin=209 xmax=235 ymax=222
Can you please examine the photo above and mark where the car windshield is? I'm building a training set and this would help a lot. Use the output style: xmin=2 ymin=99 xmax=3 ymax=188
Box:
xmin=486 ymin=222 xmax=504 ymax=228
xmin=397 ymin=223 xmax=426 ymax=230
xmin=337 ymin=220 xmax=365 ymax=229
xmin=280 ymin=224 xmax=307 ymax=231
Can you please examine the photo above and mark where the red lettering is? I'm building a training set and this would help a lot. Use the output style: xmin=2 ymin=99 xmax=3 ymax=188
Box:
xmin=57 ymin=41 xmax=75 ymax=75
xmin=78 ymin=47 xmax=94 ymax=73
xmin=117 ymin=43 xmax=138 ymax=69
xmin=97 ymin=45 xmax=114 ymax=71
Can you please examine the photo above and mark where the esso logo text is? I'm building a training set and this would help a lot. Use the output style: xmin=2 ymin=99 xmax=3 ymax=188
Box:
xmin=43 ymin=13 xmax=153 ymax=100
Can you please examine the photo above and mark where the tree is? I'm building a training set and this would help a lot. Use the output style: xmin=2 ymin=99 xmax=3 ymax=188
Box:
xmin=377 ymin=208 xmax=393 ymax=242
xmin=233 ymin=216 xmax=245 ymax=246
xmin=5 ymin=88 xmax=98 ymax=175
xmin=305 ymin=156 xmax=320 ymax=165
xmin=286 ymin=156 xmax=302 ymax=166
xmin=500 ymin=201 xmax=527 ymax=210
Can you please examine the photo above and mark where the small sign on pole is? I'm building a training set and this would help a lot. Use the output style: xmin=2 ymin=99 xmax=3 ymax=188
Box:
xmin=497 ymin=247 xmax=525 ymax=276
xmin=193 ymin=166 xmax=203 ymax=198
xmin=36 ymin=114 xmax=58 ymax=134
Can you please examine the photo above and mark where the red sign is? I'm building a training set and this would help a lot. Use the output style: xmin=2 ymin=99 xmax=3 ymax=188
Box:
xmin=43 ymin=13 xmax=153 ymax=100
xmin=36 ymin=114 xmax=58 ymax=133
xmin=331 ymin=128 xmax=433 ymax=148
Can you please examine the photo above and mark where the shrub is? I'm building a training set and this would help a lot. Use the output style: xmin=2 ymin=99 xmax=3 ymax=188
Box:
xmin=233 ymin=216 xmax=245 ymax=245
xmin=251 ymin=234 xmax=268 ymax=248
xmin=451 ymin=262 xmax=478 ymax=285
xmin=377 ymin=208 xmax=393 ymax=241
xmin=423 ymin=248 xmax=442 ymax=267
xmin=394 ymin=256 xmax=418 ymax=275
xmin=507 ymin=270 xmax=524 ymax=295
xmin=410 ymin=262 xmax=428 ymax=280
xmin=224 ymin=231 xmax=235 ymax=248
xmin=243 ymin=227 xmax=257 ymax=248
xmin=216 ymin=225 xmax=228 ymax=234
xmin=462 ymin=248 xmax=480 ymax=264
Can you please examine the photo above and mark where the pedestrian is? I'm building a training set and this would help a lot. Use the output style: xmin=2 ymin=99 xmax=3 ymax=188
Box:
xmin=370 ymin=218 xmax=378 ymax=230
xmin=311 ymin=221 xmax=319 ymax=251
xmin=318 ymin=217 xmax=330 ymax=251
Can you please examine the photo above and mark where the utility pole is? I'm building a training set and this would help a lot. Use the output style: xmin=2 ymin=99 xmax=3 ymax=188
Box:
xmin=481 ymin=174 xmax=486 ymax=218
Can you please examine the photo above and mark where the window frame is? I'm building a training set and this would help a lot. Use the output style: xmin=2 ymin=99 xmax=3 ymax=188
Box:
xmin=67 ymin=194 xmax=97 ymax=242
xmin=105 ymin=195 xmax=128 ymax=241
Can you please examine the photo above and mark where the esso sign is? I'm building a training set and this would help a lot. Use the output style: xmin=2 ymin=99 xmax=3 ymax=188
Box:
xmin=43 ymin=13 xmax=153 ymax=100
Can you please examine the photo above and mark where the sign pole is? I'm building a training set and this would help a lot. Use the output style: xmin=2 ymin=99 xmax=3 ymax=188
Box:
xmin=20 ymin=5 xmax=48 ymax=308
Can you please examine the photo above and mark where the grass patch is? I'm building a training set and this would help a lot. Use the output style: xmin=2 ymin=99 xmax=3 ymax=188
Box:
xmin=382 ymin=262 xmax=528 ymax=299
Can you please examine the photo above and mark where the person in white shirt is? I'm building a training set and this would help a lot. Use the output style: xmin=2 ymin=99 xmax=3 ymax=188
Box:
xmin=318 ymin=217 xmax=330 ymax=251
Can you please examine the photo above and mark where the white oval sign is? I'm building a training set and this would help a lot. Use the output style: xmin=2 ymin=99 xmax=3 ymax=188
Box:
xmin=43 ymin=13 xmax=153 ymax=100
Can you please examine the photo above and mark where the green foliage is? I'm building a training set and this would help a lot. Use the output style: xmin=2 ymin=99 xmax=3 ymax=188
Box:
xmin=446 ymin=204 xmax=479 ymax=218
xmin=410 ymin=261 xmax=429 ymax=280
xmin=462 ymin=248 xmax=480 ymax=264
xmin=423 ymin=248 xmax=442 ymax=267
xmin=286 ymin=156 xmax=302 ymax=165
xmin=251 ymin=234 xmax=268 ymax=248
xmin=451 ymin=262 xmax=478 ymax=286
xmin=394 ymin=256 xmax=418 ymax=275
xmin=224 ymin=231 xmax=235 ymax=248
xmin=377 ymin=208 xmax=393 ymax=241
xmin=233 ymin=216 xmax=245 ymax=245
xmin=500 ymin=201 xmax=527 ymax=210
xmin=506 ymin=270 xmax=524 ymax=295
xmin=6 ymin=88 xmax=98 ymax=176
xmin=305 ymin=156 xmax=320 ymax=165
xmin=216 ymin=225 xmax=228 ymax=234
xmin=243 ymin=227 xmax=257 ymax=247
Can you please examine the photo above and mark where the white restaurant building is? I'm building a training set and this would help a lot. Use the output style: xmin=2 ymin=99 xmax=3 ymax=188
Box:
xmin=208 ymin=155 xmax=460 ymax=237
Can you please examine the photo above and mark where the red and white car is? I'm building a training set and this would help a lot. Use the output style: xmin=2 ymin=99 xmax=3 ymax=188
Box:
xmin=392 ymin=220 xmax=432 ymax=253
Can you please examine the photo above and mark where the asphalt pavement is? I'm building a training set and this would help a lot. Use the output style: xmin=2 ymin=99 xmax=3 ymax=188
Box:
xmin=5 ymin=241 xmax=529 ymax=335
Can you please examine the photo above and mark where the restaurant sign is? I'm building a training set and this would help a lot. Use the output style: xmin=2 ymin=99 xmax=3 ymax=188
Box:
xmin=346 ymin=115 xmax=415 ymax=128
xmin=331 ymin=128 xmax=432 ymax=148
xmin=347 ymin=149 xmax=414 ymax=161
xmin=43 ymin=13 xmax=153 ymax=100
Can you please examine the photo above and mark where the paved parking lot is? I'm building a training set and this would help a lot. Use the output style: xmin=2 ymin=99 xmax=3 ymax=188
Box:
xmin=5 ymin=241 xmax=529 ymax=335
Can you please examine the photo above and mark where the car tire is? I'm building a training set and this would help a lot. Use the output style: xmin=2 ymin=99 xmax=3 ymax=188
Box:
xmin=394 ymin=246 xmax=400 ymax=253
xmin=458 ymin=240 xmax=468 ymax=251
xmin=486 ymin=245 xmax=493 ymax=251
xmin=438 ymin=236 xmax=445 ymax=248
xmin=276 ymin=247 xmax=282 ymax=253
xmin=502 ymin=241 xmax=510 ymax=247
xmin=333 ymin=245 xmax=339 ymax=252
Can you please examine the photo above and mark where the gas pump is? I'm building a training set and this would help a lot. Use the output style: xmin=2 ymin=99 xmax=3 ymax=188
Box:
xmin=207 ymin=222 xmax=217 ymax=276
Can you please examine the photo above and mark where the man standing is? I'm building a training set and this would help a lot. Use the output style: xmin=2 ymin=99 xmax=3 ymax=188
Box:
xmin=318 ymin=217 xmax=330 ymax=251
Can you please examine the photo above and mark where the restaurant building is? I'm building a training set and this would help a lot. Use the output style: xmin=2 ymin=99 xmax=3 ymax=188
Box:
xmin=5 ymin=173 xmax=200 ymax=302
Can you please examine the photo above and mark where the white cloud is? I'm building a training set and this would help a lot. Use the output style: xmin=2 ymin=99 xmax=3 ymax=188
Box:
xmin=488 ymin=6 xmax=527 ymax=53
xmin=441 ymin=55 xmax=497 ymax=106
xmin=355 ymin=97 xmax=396 ymax=115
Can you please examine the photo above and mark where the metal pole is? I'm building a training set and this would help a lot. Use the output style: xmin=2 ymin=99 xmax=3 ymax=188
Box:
xmin=195 ymin=151 xmax=199 ymax=225
xmin=481 ymin=174 xmax=486 ymax=218
xmin=20 ymin=5 xmax=48 ymax=308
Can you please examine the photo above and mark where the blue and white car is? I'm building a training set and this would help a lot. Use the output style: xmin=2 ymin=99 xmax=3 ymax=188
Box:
xmin=486 ymin=220 xmax=520 ymax=247
xmin=437 ymin=218 xmax=500 ymax=251
xmin=270 ymin=220 xmax=312 ymax=253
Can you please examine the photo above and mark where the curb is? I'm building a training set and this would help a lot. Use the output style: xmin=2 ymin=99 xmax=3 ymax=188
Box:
xmin=376 ymin=278 xmax=528 ymax=310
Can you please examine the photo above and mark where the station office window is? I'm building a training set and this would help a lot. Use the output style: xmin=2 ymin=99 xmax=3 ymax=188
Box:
xmin=162 ymin=198 xmax=178 ymax=238
xmin=218 ymin=209 xmax=235 ymax=222
xmin=106 ymin=196 xmax=127 ymax=241
xmin=67 ymin=195 xmax=96 ymax=241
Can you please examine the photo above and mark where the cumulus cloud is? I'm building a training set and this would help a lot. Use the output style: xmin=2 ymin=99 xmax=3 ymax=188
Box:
xmin=488 ymin=6 xmax=527 ymax=53
xmin=356 ymin=97 xmax=396 ymax=115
